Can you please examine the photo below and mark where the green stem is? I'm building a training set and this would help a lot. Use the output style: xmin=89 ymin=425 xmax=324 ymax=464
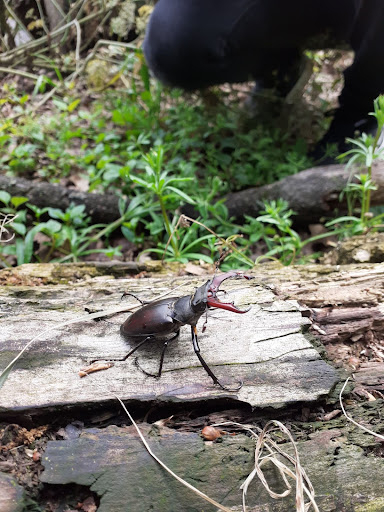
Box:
xmin=180 ymin=214 xmax=254 ymax=267
xmin=364 ymin=120 xmax=383 ymax=220
xmin=0 ymin=252 xmax=11 ymax=267
xmin=44 ymin=241 xmax=57 ymax=263
xmin=158 ymin=195 xmax=178 ymax=255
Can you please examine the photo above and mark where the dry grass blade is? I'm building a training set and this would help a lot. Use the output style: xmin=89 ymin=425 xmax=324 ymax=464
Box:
xmin=213 ymin=420 xmax=319 ymax=512
xmin=340 ymin=377 xmax=384 ymax=441
xmin=0 ymin=213 xmax=16 ymax=243
xmin=115 ymin=397 xmax=234 ymax=512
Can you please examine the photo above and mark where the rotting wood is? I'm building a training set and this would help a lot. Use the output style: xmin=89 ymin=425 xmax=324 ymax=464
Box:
xmin=1 ymin=261 xmax=384 ymax=511
xmin=40 ymin=422 xmax=384 ymax=512
xmin=0 ymin=473 xmax=26 ymax=512
xmin=0 ymin=266 xmax=337 ymax=417
xmin=269 ymin=262 xmax=384 ymax=368
xmin=354 ymin=362 xmax=384 ymax=395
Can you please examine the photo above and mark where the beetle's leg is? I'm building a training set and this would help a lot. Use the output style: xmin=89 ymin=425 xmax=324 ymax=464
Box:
xmin=135 ymin=331 xmax=179 ymax=378
xmin=120 ymin=336 xmax=153 ymax=361
xmin=190 ymin=326 xmax=242 ymax=392
xmin=90 ymin=336 xmax=153 ymax=364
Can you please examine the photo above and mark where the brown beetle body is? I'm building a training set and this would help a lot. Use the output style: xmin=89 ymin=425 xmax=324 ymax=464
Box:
xmin=119 ymin=271 xmax=254 ymax=391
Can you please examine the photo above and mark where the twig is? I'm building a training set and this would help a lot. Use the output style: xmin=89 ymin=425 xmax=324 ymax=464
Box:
xmin=35 ymin=0 xmax=50 ymax=35
xmin=339 ymin=377 xmax=384 ymax=441
xmin=73 ymin=18 xmax=81 ymax=71
xmin=0 ymin=8 xmax=104 ymax=64
xmin=31 ymin=39 xmax=136 ymax=113
xmin=3 ymin=1 xmax=30 ymax=36
xmin=0 ymin=66 xmax=42 ymax=80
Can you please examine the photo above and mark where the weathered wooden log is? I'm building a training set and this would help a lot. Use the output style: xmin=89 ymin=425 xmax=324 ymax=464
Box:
xmin=40 ymin=417 xmax=384 ymax=512
xmin=2 ymin=261 xmax=384 ymax=511
xmin=0 ymin=264 xmax=337 ymax=418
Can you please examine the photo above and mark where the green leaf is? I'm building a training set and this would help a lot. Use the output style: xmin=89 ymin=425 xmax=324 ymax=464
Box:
xmin=15 ymin=238 xmax=26 ymax=265
xmin=67 ymin=99 xmax=81 ymax=112
xmin=23 ymin=224 xmax=51 ymax=263
xmin=44 ymin=219 xmax=62 ymax=233
xmin=325 ymin=216 xmax=360 ymax=226
xmin=0 ymin=191 xmax=11 ymax=205
xmin=19 ymin=94 xmax=29 ymax=105
xmin=11 ymin=222 xmax=27 ymax=236
xmin=131 ymin=175 xmax=152 ymax=188
xmin=180 ymin=253 xmax=214 ymax=263
xmin=53 ymin=98 xmax=68 ymax=111
xmin=112 ymin=110 xmax=126 ymax=125
xmin=48 ymin=207 xmax=65 ymax=220
xmin=10 ymin=196 xmax=29 ymax=208
xmin=166 ymin=186 xmax=196 ymax=204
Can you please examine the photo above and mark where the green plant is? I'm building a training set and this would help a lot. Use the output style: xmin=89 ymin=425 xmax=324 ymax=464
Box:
xmin=129 ymin=146 xmax=197 ymax=257
xmin=0 ymin=196 xmax=142 ymax=265
xmin=0 ymin=67 xmax=316 ymax=268
xmin=145 ymin=221 xmax=215 ymax=264
xmin=243 ymin=199 xmax=341 ymax=265
xmin=336 ymin=95 xmax=384 ymax=234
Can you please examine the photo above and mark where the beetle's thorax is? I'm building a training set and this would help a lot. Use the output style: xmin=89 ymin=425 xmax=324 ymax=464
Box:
xmin=172 ymin=289 xmax=208 ymax=326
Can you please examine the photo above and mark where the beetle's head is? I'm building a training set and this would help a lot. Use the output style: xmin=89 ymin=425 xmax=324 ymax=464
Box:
xmin=190 ymin=280 xmax=210 ymax=313
xmin=192 ymin=271 xmax=254 ymax=314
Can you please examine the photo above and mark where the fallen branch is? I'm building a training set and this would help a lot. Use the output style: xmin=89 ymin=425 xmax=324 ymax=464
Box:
xmin=2 ymin=161 xmax=384 ymax=225
xmin=224 ymin=161 xmax=384 ymax=223
xmin=0 ymin=175 xmax=120 ymax=224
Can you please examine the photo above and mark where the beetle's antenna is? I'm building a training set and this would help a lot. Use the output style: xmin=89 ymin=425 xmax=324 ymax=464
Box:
xmin=121 ymin=292 xmax=145 ymax=305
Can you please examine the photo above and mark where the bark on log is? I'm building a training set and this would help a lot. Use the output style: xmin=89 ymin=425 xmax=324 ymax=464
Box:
xmin=40 ymin=419 xmax=384 ymax=512
xmin=0 ymin=473 xmax=26 ymax=512
xmin=225 ymin=160 xmax=384 ymax=223
xmin=0 ymin=175 xmax=120 ymax=224
xmin=1 ymin=161 xmax=384 ymax=226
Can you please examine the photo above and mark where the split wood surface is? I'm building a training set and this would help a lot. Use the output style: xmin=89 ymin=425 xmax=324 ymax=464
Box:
xmin=0 ymin=263 xmax=337 ymax=416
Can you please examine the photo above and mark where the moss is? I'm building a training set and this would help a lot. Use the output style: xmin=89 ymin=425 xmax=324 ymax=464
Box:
xmin=355 ymin=498 xmax=384 ymax=512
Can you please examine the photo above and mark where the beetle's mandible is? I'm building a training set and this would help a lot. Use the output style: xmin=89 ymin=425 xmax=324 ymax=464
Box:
xmin=116 ymin=270 xmax=254 ymax=391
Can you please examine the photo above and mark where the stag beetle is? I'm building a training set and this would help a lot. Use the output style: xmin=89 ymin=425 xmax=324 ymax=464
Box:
xmin=118 ymin=270 xmax=254 ymax=391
